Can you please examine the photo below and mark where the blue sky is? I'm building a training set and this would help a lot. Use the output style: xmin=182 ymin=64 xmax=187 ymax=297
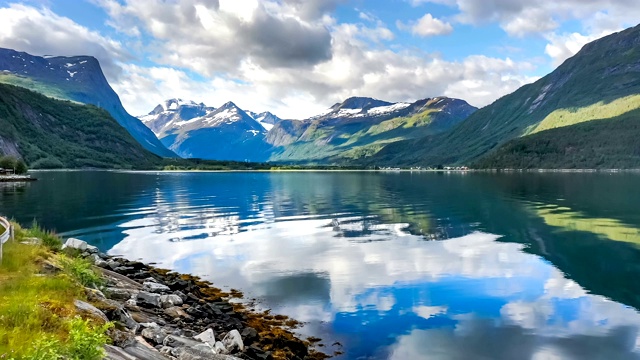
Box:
xmin=0 ymin=0 xmax=638 ymax=118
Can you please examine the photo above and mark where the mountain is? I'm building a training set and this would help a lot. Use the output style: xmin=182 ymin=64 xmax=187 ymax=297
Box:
xmin=0 ymin=48 xmax=175 ymax=157
xmin=245 ymin=111 xmax=283 ymax=131
xmin=0 ymin=83 xmax=160 ymax=169
xmin=140 ymin=98 xmax=215 ymax=136
xmin=140 ymin=95 xmax=475 ymax=163
xmin=372 ymin=24 xmax=640 ymax=167
xmin=148 ymin=101 xmax=270 ymax=161
xmin=267 ymin=96 xmax=477 ymax=162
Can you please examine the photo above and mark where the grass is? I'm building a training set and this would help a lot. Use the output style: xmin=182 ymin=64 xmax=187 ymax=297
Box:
xmin=528 ymin=94 xmax=640 ymax=135
xmin=0 ymin=222 xmax=112 ymax=359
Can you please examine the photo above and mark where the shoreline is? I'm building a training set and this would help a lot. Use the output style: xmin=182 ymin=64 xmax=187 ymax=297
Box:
xmin=81 ymin=245 xmax=330 ymax=360
xmin=0 ymin=174 xmax=37 ymax=182
xmin=27 ymin=168 xmax=640 ymax=174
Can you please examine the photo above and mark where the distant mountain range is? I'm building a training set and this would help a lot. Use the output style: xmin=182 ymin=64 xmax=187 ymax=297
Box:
xmin=140 ymin=100 xmax=275 ymax=161
xmin=0 ymin=48 xmax=175 ymax=157
xmin=138 ymin=96 xmax=476 ymax=162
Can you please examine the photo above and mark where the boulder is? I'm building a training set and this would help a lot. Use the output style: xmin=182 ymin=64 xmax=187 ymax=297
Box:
xmin=143 ymin=281 xmax=171 ymax=294
xmin=174 ymin=290 xmax=188 ymax=302
xmin=222 ymin=330 xmax=244 ymax=352
xmin=106 ymin=287 xmax=133 ymax=301
xmin=194 ymin=328 xmax=216 ymax=347
xmin=241 ymin=327 xmax=259 ymax=344
xmin=159 ymin=294 xmax=183 ymax=309
xmin=245 ymin=345 xmax=272 ymax=360
xmin=171 ymin=347 xmax=243 ymax=360
xmin=40 ymin=260 xmax=62 ymax=274
xmin=136 ymin=291 xmax=161 ymax=308
xmin=74 ymin=300 xmax=108 ymax=324
xmin=164 ymin=306 xmax=190 ymax=320
xmin=62 ymin=238 xmax=88 ymax=251
xmin=214 ymin=341 xmax=228 ymax=354
xmin=163 ymin=335 xmax=202 ymax=348
xmin=85 ymin=244 xmax=99 ymax=254
xmin=142 ymin=326 xmax=168 ymax=345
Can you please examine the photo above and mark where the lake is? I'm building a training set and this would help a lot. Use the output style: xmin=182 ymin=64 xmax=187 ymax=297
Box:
xmin=2 ymin=171 xmax=640 ymax=359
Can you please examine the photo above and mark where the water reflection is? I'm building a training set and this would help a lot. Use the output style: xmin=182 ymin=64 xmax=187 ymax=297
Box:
xmin=2 ymin=171 xmax=640 ymax=359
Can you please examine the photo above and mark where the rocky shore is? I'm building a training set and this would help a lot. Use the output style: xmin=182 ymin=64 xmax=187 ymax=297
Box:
xmin=63 ymin=239 xmax=327 ymax=360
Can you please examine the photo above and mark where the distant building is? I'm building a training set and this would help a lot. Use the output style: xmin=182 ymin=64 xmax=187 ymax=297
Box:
xmin=0 ymin=168 xmax=14 ymax=175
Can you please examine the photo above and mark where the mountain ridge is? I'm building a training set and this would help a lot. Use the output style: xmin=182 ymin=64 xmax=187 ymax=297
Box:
xmin=0 ymin=48 xmax=175 ymax=157
xmin=370 ymin=24 xmax=640 ymax=167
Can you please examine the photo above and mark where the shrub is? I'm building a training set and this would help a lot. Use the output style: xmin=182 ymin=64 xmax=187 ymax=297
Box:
xmin=28 ymin=221 xmax=62 ymax=251
xmin=66 ymin=317 xmax=112 ymax=360
xmin=61 ymin=257 xmax=104 ymax=288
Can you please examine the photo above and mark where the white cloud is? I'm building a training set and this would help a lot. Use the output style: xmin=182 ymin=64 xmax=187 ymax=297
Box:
xmin=544 ymin=29 xmax=616 ymax=66
xmin=0 ymin=3 xmax=130 ymax=80
xmin=405 ymin=13 xmax=454 ymax=37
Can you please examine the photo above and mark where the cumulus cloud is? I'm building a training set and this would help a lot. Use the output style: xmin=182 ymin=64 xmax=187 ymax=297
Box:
xmin=0 ymin=3 xmax=130 ymax=80
xmin=87 ymin=0 xmax=538 ymax=116
xmin=400 ymin=13 xmax=454 ymax=37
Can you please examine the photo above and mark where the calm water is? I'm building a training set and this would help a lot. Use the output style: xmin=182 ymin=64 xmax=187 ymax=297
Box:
xmin=2 ymin=171 xmax=640 ymax=359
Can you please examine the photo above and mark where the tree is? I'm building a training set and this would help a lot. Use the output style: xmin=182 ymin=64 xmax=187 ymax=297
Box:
xmin=0 ymin=156 xmax=16 ymax=170
xmin=15 ymin=159 xmax=28 ymax=174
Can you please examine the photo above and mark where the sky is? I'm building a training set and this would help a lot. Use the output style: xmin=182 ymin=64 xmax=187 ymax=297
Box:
xmin=0 ymin=0 xmax=638 ymax=119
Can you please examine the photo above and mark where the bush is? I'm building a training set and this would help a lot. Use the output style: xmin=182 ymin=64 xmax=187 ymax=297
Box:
xmin=66 ymin=317 xmax=112 ymax=360
xmin=20 ymin=318 xmax=112 ymax=360
xmin=61 ymin=257 xmax=104 ymax=288
xmin=28 ymin=221 xmax=62 ymax=251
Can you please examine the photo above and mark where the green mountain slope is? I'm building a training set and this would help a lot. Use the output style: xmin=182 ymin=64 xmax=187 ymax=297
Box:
xmin=268 ymin=97 xmax=476 ymax=163
xmin=0 ymin=48 xmax=175 ymax=158
xmin=474 ymin=109 xmax=640 ymax=169
xmin=0 ymin=83 xmax=160 ymax=169
xmin=372 ymin=24 xmax=640 ymax=167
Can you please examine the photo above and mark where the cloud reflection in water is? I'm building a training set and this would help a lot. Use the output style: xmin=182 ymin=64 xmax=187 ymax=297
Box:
xmin=110 ymin=213 xmax=640 ymax=359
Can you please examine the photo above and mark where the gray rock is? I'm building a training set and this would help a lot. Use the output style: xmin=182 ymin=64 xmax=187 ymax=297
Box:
xmin=143 ymin=281 xmax=171 ymax=294
xmin=192 ymin=343 xmax=215 ymax=354
xmin=222 ymin=329 xmax=244 ymax=352
xmin=160 ymin=294 xmax=183 ymax=309
xmin=194 ymin=328 xmax=216 ymax=347
xmin=85 ymin=244 xmax=99 ymax=254
xmin=172 ymin=347 xmax=243 ymax=360
xmin=123 ymin=340 xmax=172 ymax=360
xmin=106 ymin=287 xmax=133 ymax=301
xmin=89 ymin=253 xmax=109 ymax=268
xmin=142 ymin=327 xmax=168 ymax=345
xmin=163 ymin=335 xmax=202 ymax=348
xmin=62 ymin=238 xmax=88 ymax=251
xmin=113 ymin=307 xmax=139 ymax=333
xmin=40 ymin=260 xmax=62 ymax=274
xmin=174 ymin=290 xmax=188 ymax=302
xmin=241 ymin=327 xmax=258 ymax=344
xmin=74 ymin=300 xmax=108 ymax=323
xmin=139 ymin=322 xmax=160 ymax=329
xmin=136 ymin=291 xmax=161 ymax=308
xmin=104 ymin=345 xmax=136 ymax=360
xmin=164 ymin=306 xmax=190 ymax=320
xmin=125 ymin=299 xmax=137 ymax=309
xmin=214 ymin=341 xmax=227 ymax=354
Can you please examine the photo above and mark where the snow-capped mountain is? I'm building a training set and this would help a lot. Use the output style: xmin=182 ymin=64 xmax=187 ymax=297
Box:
xmin=140 ymin=100 xmax=271 ymax=161
xmin=140 ymin=99 xmax=215 ymax=136
xmin=141 ymin=99 xmax=283 ymax=136
xmin=266 ymin=96 xmax=477 ymax=161
xmin=245 ymin=111 xmax=283 ymax=131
